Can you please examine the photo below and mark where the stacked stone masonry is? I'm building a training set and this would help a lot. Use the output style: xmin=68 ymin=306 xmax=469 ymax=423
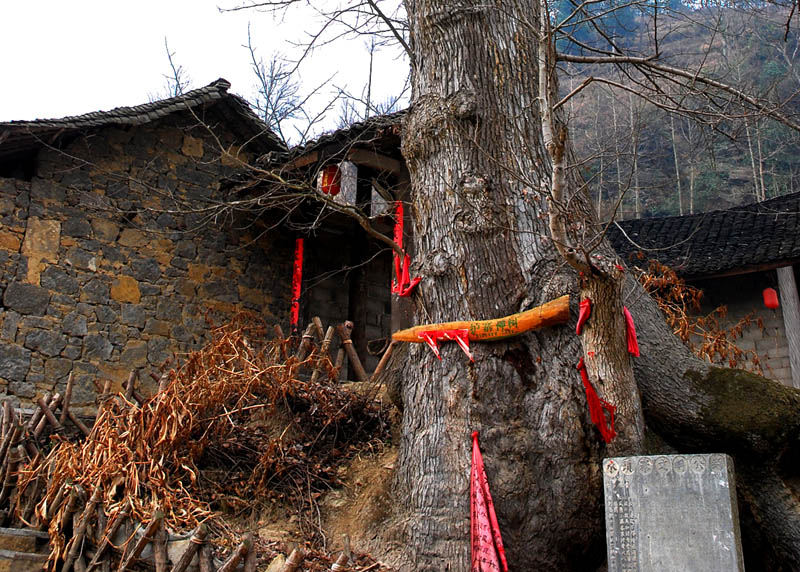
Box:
xmin=0 ymin=113 xmax=294 ymax=410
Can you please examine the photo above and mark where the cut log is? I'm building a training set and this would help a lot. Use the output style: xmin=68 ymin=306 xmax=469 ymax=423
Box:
xmin=217 ymin=535 xmax=251 ymax=572
xmin=336 ymin=322 xmax=369 ymax=382
xmin=60 ymin=371 xmax=75 ymax=425
xmin=63 ymin=486 xmax=102 ymax=572
xmin=117 ymin=509 xmax=163 ymax=571
xmin=295 ymin=323 xmax=316 ymax=361
xmin=311 ymin=326 xmax=336 ymax=384
xmin=169 ymin=523 xmax=207 ymax=572
xmin=153 ymin=522 xmax=169 ymax=572
xmin=280 ymin=548 xmax=305 ymax=572
xmin=86 ymin=510 xmax=128 ymax=572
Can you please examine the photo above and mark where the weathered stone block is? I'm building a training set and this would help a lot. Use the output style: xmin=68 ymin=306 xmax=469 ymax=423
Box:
xmin=603 ymin=454 xmax=744 ymax=571
xmin=147 ymin=336 xmax=170 ymax=365
xmin=30 ymin=178 xmax=66 ymax=201
xmin=156 ymin=299 xmax=182 ymax=321
xmin=132 ymin=258 xmax=161 ymax=283
xmin=111 ymin=276 xmax=141 ymax=304
xmin=0 ymin=343 xmax=31 ymax=381
xmin=118 ymin=229 xmax=148 ymax=247
xmin=84 ymin=334 xmax=113 ymax=360
xmin=24 ymin=330 xmax=67 ymax=357
xmin=91 ymin=218 xmax=120 ymax=242
xmin=45 ymin=358 xmax=73 ymax=381
xmin=0 ymin=230 xmax=20 ymax=251
xmin=62 ymin=312 xmax=88 ymax=337
xmin=120 ymin=304 xmax=146 ymax=328
xmin=62 ymin=217 xmax=93 ymax=238
xmin=201 ymin=280 xmax=239 ymax=303
xmin=181 ymin=135 xmax=204 ymax=158
xmin=174 ymin=241 xmax=196 ymax=259
xmin=1 ymin=312 xmax=20 ymax=342
xmin=95 ymin=306 xmax=117 ymax=324
xmin=21 ymin=217 xmax=60 ymax=263
xmin=7 ymin=381 xmax=35 ymax=399
xmin=65 ymin=247 xmax=97 ymax=271
xmin=81 ymin=279 xmax=110 ymax=304
xmin=143 ymin=319 xmax=171 ymax=336
xmin=40 ymin=266 xmax=79 ymax=295
xmin=120 ymin=340 xmax=148 ymax=368
xmin=3 ymin=282 xmax=50 ymax=316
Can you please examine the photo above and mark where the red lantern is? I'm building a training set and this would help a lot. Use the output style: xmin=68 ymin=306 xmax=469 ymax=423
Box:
xmin=320 ymin=165 xmax=341 ymax=196
xmin=763 ymin=287 xmax=779 ymax=310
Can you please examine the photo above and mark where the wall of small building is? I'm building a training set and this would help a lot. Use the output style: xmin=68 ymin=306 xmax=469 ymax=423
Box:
xmin=0 ymin=114 xmax=293 ymax=411
xmin=693 ymin=270 xmax=793 ymax=385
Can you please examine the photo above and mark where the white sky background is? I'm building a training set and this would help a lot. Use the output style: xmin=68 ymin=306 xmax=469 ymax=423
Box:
xmin=0 ymin=1 xmax=409 ymax=139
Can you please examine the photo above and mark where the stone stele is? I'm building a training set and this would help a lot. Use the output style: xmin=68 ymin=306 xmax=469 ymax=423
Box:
xmin=603 ymin=454 xmax=745 ymax=571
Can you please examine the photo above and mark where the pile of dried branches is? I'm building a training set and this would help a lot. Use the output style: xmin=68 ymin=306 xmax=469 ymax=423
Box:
xmin=638 ymin=259 xmax=764 ymax=372
xmin=25 ymin=312 xmax=389 ymax=567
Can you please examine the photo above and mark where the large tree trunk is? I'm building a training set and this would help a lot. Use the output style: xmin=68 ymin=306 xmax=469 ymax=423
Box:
xmin=378 ymin=1 xmax=800 ymax=570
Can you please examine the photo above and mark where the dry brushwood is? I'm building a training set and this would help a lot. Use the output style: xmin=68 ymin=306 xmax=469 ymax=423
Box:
xmin=637 ymin=259 xmax=765 ymax=372
xmin=23 ymin=312 xmax=388 ymax=570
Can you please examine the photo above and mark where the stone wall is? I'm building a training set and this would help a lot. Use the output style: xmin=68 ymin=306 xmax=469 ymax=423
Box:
xmin=694 ymin=270 xmax=793 ymax=385
xmin=0 ymin=113 xmax=294 ymax=410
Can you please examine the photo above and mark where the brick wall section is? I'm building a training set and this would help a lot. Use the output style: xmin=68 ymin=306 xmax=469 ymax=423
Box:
xmin=0 ymin=113 xmax=293 ymax=410
xmin=693 ymin=271 xmax=793 ymax=385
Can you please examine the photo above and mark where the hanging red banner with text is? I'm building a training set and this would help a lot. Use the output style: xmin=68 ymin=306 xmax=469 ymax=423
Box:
xmin=471 ymin=432 xmax=508 ymax=572
xmin=290 ymin=238 xmax=304 ymax=334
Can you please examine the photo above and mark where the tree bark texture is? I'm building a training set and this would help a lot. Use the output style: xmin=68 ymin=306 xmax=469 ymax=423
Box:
xmin=383 ymin=1 xmax=800 ymax=570
xmin=389 ymin=2 xmax=606 ymax=569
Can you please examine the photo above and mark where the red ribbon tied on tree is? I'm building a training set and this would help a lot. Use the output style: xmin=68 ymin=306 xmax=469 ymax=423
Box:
xmin=471 ymin=432 xmax=508 ymax=572
xmin=576 ymin=358 xmax=617 ymax=443
xmin=391 ymin=201 xmax=420 ymax=297
xmin=623 ymin=306 xmax=639 ymax=357
xmin=576 ymin=298 xmax=592 ymax=335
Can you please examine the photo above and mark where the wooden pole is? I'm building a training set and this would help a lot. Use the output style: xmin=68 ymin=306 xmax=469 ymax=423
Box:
xmin=1 ymin=402 xmax=10 ymax=440
xmin=217 ymin=535 xmax=251 ymax=572
xmin=243 ymin=537 xmax=259 ymax=572
xmin=86 ymin=510 xmax=128 ymax=572
xmin=153 ymin=521 xmax=169 ymax=572
xmin=198 ymin=543 xmax=214 ymax=572
xmin=280 ymin=548 xmax=305 ymax=572
xmin=67 ymin=410 xmax=92 ymax=437
xmin=274 ymin=325 xmax=288 ymax=360
xmin=295 ymin=323 xmax=316 ymax=361
xmin=169 ymin=523 xmax=207 ymax=572
xmin=63 ymin=486 xmax=103 ymax=572
xmin=336 ymin=322 xmax=369 ymax=382
xmin=311 ymin=326 xmax=336 ymax=384
xmin=60 ymin=371 xmax=75 ymax=425
xmin=370 ymin=340 xmax=397 ymax=381
xmin=312 ymin=316 xmax=325 ymax=341
xmin=36 ymin=396 xmax=65 ymax=435
xmin=330 ymin=552 xmax=349 ymax=571
xmin=117 ymin=509 xmax=164 ymax=571
xmin=34 ymin=393 xmax=62 ymax=438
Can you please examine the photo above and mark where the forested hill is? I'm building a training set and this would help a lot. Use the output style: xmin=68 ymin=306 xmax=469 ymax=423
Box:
xmin=559 ymin=1 xmax=800 ymax=220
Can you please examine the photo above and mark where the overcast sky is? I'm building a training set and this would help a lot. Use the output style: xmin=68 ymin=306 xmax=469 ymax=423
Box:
xmin=0 ymin=1 xmax=408 ymax=137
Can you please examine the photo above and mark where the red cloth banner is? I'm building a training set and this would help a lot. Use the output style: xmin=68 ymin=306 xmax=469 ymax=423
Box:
xmin=576 ymin=358 xmax=617 ymax=443
xmin=290 ymin=238 xmax=304 ymax=333
xmin=471 ymin=432 xmax=508 ymax=572
xmin=391 ymin=201 xmax=420 ymax=297
xmin=622 ymin=306 xmax=639 ymax=357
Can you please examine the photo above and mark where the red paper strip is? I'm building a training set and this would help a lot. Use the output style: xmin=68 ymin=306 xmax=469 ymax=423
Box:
xmin=391 ymin=201 xmax=420 ymax=297
xmin=471 ymin=432 xmax=508 ymax=572
xmin=419 ymin=328 xmax=473 ymax=361
xmin=290 ymin=238 xmax=304 ymax=334
xmin=576 ymin=358 xmax=617 ymax=443
xmin=576 ymin=298 xmax=592 ymax=335
xmin=623 ymin=306 xmax=639 ymax=357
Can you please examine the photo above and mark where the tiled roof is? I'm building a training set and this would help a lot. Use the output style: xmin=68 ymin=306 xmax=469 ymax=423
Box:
xmin=0 ymin=79 xmax=285 ymax=161
xmin=608 ymin=192 xmax=800 ymax=278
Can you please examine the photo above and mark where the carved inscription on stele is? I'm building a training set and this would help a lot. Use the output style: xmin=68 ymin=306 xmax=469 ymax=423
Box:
xmin=603 ymin=454 xmax=745 ymax=572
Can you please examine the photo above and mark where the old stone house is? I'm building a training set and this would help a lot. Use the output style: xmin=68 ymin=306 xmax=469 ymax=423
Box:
xmin=0 ymin=79 xmax=295 ymax=409
xmin=608 ymin=192 xmax=800 ymax=389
